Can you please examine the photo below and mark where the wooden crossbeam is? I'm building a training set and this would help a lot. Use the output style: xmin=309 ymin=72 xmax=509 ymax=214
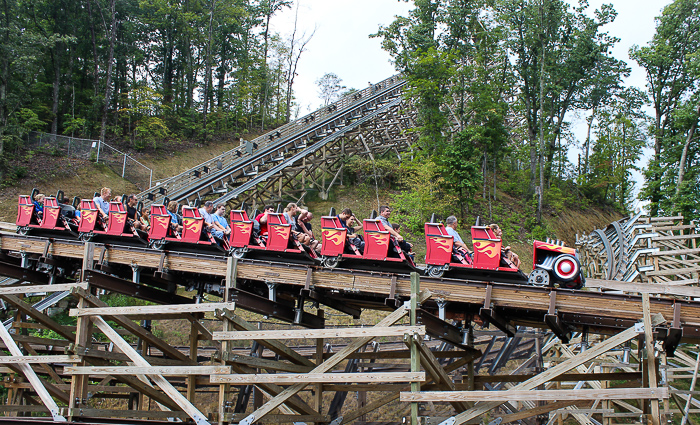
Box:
xmin=401 ymin=388 xmax=669 ymax=402
xmin=0 ymin=282 xmax=87 ymax=295
xmin=586 ymin=279 xmax=700 ymax=298
xmin=213 ymin=325 xmax=424 ymax=341
xmin=0 ymin=355 xmax=79 ymax=364
xmin=65 ymin=366 xmax=230 ymax=376
xmin=217 ymin=352 xmax=313 ymax=373
xmin=70 ymin=302 xmax=235 ymax=317
xmin=90 ymin=316 xmax=210 ymax=425
xmin=211 ymin=372 xmax=425 ymax=384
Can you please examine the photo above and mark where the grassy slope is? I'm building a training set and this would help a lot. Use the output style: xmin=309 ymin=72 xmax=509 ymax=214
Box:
xmin=0 ymin=138 xmax=622 ymax=270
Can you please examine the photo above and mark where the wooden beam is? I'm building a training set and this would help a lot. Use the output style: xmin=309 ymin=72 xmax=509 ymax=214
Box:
xmin=0 ymin=282 xmax=88 ymax=295
xmin=401 ymin=387 xmax=669 ymax=402
xmin=213 ymin=325 xmax=425 ymax=341
xmin=70 ymin=302 xmax=235 ymax=317
xmin=447 ymin=314 xmax=665 ymax=424
xmin=0 ymin=355 xmax=79 ymax=364
xmin=585 ymin=279 xmax=700 ymax=298
xmin=65 ymin=365 xmax=230 ymax=376
xmin=211 ymin=372 xmax=425 ymax=384
xmin=217 ymin=352 xmax=313 ymax=373
xmin=90 ymin=316 xmax=210 ymax=425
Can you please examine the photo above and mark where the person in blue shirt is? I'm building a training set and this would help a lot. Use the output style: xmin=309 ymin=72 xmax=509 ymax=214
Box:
xmin=93 ymin=187 xmax=111 ymax=218
xmin=211 ymin=203 xmax=231 ymax=240
xmin=33 ymin=193 xmax=45 ymax=213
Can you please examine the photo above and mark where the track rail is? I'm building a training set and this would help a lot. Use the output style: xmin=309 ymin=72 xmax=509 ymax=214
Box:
xmin=1 ymin=232 xmax=697 ymax=342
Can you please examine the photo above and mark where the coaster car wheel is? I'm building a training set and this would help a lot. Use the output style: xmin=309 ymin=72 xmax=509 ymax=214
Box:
xmin=552 ymin=255 xmax=580 ymax=282
xmin=426 ymin=265 xmax=445 ymax=278
xmin=79 ymin=232 xmax=94 ymax=242
xmin=17 ymin=226 xmax=30 ymax=236
xmin=230 ymin=247 xmax=246 ymax=259
xmin=151 ymin=239 xmax=167 ymax=250
xmin=323 ymin=256 xmax=340 ymax=269
xmin=528 ymin=268 xmax=551 ymax=287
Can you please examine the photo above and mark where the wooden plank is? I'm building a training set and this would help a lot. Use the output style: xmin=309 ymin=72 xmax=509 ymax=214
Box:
xmin=65 ymin=365 xmax=231 ymax=376
xmin=585 ymin=279 xmax=700 ymax=298
xmin=70 ymin=302 xmax=235 ymax=317
xmin=400 ymin=387 xmax=669 ymax=402
xmin=653 ymin=234 xmax=700 ymax=241
xmin=63 ymin=408 xmax=190 ymax=420
xmin=651 ymin=248 xmax=700 ymax=257
xmin=219 ymin=353 xmax=313 ymax=373
xmin=213 ymin=325 xmax=425 ymax=341
xmin=211 ymin=372 xmax=425 ymax=384
xmin=646 ymin=266 xmax=700 ymax=277
xmin=0 ymin=355 xmax=79 ymax=364
xmin=0 ymin=282 xmax=88 ymax=295
xmin=90 ymin=316 xmax=210 ymax=425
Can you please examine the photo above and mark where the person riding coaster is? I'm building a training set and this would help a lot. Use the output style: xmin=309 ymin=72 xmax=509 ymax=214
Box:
xmin=227 ymin=208 xmax=318 ymax=264
xmin=424 ymin=217 xmax=584 ymax=288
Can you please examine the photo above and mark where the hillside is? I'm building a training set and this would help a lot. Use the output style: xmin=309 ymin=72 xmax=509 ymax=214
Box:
xmin=0 ymin=139 xmax=622 ymax=272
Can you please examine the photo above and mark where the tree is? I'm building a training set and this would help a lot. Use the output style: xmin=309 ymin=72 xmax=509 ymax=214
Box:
xmin=587 ymin=88 xmax=648 ymax=210
xmin=631 ymin=0 xmax=700 ymax=216
xmin=315 ymin=73 xmax=345 ymax=106
xmin=498 ymin=0 xmax=624 ymax=222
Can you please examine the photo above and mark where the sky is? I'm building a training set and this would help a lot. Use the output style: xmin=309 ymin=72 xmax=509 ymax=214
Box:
xmin=271 ymin=0 xmax=674 ymax=203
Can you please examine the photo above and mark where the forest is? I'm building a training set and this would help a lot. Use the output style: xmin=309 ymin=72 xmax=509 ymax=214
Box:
xmin=0 ymin=0 xmax=698 ymax=223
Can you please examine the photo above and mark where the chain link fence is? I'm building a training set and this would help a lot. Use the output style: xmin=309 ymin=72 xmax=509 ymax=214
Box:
xmin=27 ymin=132 xmax=153 ymax=191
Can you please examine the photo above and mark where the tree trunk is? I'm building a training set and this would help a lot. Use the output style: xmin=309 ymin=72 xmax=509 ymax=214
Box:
xmin=99 ymin=0 xmax=118 ymax=143
xmin=51 ymin=44 xmax=61 ymax=135
xmin=583 ymin=104 xmax=598 ymax=182
xmin=86 ymin=0 xmax=99 ymax=99
xmin=0 ymin=0 xmax=9 ymax=182
xmin=674 ymin=104 xmax=700 ymax=212
xmin=202 ymin=0 xmax=216 ymax=137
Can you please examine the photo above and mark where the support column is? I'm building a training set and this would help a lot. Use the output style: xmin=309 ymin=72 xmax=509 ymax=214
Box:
xmin=642 ymin=293 xmax=660 ymax=425
xmin=69 ymin=242 xmax=95 ymax=421
xmin=410 ymin=272 xmax=420 ymax=425
xmin=314 ymin=309 xmax=324 ymax=425
xmin=218 ymin=257 xmax=237 ymax=425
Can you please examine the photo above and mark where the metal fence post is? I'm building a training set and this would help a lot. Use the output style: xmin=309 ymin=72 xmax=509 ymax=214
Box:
xmin=149 ymin=169 xmax=153 ymax=189
xmin=122 ymin=154 xmax=127 ymax=178
xmin=96 ymin=140 xmax=101 ymax=163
